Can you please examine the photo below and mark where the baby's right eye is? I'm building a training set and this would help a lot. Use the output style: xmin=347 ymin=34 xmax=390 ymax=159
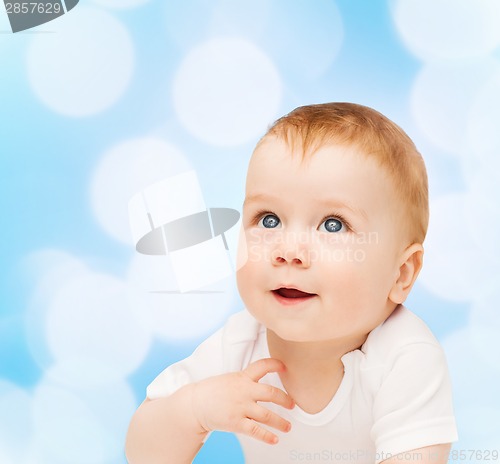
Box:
xmin=258 ymin=214 xmax=281 ymax=229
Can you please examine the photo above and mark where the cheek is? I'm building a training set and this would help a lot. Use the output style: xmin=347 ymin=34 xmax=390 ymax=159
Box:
xmin=236 ymin=266 xmax=251 ymax=307
xmin=241 ymin=228 xmax=276 ymax=266
xmin=235 ymin=225 xmax=249 ymax=271
xmin=317 ymin=243 xmax=390 ymax=300
xmin=236 ymin=256 xmax=261 ymax=304
xmin=314 ymin=252 xmax=362 ymax=301
xmin=351 ymin=244 xmax=397 ymax=301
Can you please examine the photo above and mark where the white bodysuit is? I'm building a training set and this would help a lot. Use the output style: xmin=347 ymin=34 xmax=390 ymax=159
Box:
xmin=147 ymin=305 xmax=458 ymax=463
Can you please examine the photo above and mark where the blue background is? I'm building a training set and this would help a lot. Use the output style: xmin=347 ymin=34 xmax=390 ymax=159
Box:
xmin=1 ymin=0 xmax=500 ymax=462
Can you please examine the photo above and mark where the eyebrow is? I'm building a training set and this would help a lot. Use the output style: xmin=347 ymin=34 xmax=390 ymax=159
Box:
xmin=243 ymin=193 xmax=368 ymax=219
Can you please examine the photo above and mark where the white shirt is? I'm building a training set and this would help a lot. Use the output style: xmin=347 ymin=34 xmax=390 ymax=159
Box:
xmin=147 ymin=305 xmax=458 ymax=463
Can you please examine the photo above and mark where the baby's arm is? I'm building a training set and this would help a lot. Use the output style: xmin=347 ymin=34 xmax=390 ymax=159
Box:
xmin=125 ymin=383 xmax=207 ymax=464
xmin=125 ymin=358 xmax=294 ymax=463
xmin=382 ymin=443 xmax=451 ymax=463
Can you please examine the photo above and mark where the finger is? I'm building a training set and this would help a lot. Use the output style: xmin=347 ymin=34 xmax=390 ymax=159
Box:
xmin=254 ymin=383 xmax=295 ymax=409
xmin=239 ymin=418 xmax=279 ymax=445
xmin=243 ymin=358 xmax=286 ymax=382
xmin=248 ymin=404 xmax=292 ymax=434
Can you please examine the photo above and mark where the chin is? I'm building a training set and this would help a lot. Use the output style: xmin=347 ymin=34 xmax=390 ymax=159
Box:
xmin=268 ymin=324 xmax=319 ymax=343
xmin=275 ymin=332 xmax=307 ymax=342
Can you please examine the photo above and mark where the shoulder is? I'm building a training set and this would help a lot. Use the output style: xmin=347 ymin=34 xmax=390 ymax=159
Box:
xmin=361 ymin=305 xmax=444 ymax=376
xmin=361 ymin=305 xmax=441 ymax=361
xmin=220 ymin=308 xmax=265 ymax=371
xmin=363 ymin=307 xmax=458 ymax=454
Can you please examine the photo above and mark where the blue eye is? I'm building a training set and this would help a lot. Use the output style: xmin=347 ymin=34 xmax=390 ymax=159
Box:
xmin=320 ymin=217 xmax=343 ymax=233
xmin=259 ymin=214 xmax=280 ymax=228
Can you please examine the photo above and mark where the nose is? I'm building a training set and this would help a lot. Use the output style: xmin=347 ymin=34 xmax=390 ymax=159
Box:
xmin=272 ymin=232 xmax=311 ymax=268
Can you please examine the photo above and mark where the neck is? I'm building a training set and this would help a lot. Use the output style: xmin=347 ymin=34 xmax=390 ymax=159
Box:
xmin=266 ymin=329 xmax=367 ymax=369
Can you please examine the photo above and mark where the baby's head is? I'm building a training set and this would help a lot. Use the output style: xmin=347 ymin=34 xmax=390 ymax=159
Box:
xmin=259 ymin=102 xmax=429 ymax=245
xmin=237 ymin=102 xmax=429 ymax=344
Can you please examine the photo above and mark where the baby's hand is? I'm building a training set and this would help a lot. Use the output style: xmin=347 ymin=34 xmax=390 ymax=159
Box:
xmin=191 ymin=358 xmax=295 ymax=445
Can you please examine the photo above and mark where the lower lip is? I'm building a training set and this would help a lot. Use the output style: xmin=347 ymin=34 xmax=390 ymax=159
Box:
xmin=271 ymin=291 xmax=317 ymax=306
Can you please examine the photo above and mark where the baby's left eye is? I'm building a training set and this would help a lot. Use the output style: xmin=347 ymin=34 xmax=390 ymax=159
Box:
xmin=319 ymin=217 xmax=344 ymax=233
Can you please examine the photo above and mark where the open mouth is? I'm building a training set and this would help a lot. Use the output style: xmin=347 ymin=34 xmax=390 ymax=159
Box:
xmin=271 ymin=287 xmax=317 ymax=305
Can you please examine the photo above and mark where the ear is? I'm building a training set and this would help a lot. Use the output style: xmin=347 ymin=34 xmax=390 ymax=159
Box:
xmin=389 ymin=243 xmax=424 ymax=305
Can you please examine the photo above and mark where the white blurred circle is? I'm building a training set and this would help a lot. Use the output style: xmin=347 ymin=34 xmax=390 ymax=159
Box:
xmin=441 ymin=329 xmax=500 ymax=407
xmin=0 ymin=382 xmax=33 ymax=462
xmin=164 ymin=0 xmax=214 ymax=50
xmin=264 ymin=0 xmax=344 ymax=80
xmin=23 ymin=250 xmax=90 ymax=371
xmin=43 ymin=357 xmax=124 ymax=389
xmin=0 ymin=447 xmax=14 ymax=464
xmin=32 ymin=379 xmax=135 ymax=464
xmin=206 ymin=0 xmax=343 ymax=79
xmin=209 ymin=0 xmax=271 ymax=40
xmin=90 ymin=137 xmax=192 ymax=244
xmin=21 ymin=249 xmax=88 ymax=281
xmin=127 ymin=253 xmax=238 ymax=341
xmin=466 ymin=70 xmax=500 ymax=170
xmin=469 ymin=279 xmax=500 ymax=372
xmin=173 ymin=38 xmax=282 ymax=146
xmin=454 ymin=407 xmax=500 ymax=450
xmin=463 ymin=168 xmax=500 ymax=258
xmin=410 ymin=59 xmax=500 ymax=155
xmin=442 ymin=329 xmax=500 ymax=453
xmin=46 ymin=272 xmax=152 ymax=381
xmin=26 ymin=6 xmax=134 ymax=117
xmin=89 ymin=0 xmax=150 ymax=9
xmin=392 ymin=0 xmax=500 ymax=62
xmin=419 ymin=193 xmax=493 ymax=302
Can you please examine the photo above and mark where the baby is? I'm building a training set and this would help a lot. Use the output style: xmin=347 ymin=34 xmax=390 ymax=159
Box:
xmin=126 ymin=103 xmax=458 ymax=463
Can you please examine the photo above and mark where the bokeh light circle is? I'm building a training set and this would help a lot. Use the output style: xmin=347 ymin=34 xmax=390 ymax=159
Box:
xmin=207 ymin=0 xmax=343 ymax=80
xmin=469 ymin=279 xmax=500 ymax=372
xmin=453 ymin=407 xmax=500 ymax=450
xmin=0 ymin=447 xmax=14 ymax=464
xmin=393 ymin=0 xmax=500 ymax=62
xmin=463 ymin=168 xmax=500 ymax=259
xmin=90 ymin=137 xmax=192 ymax=244
xmin=264 ymin=0 xmax=344 ymax=80
xmin=466 ymin=70 xmax=500 ymax=170
xmin=410 ymin=59 xmax=500 ymax=155
xmin=127 ymin=253 xmax=239 ymax=342
xmin=23 ymin=250 xmax=90 ymax=371
xmin=441 ymin=329 xmax=500 ymax=450
xmin=0 ymin=382 xmax=33 ymax=463
xmin=32 ymin=379 xmax=135 ymax=464
xmin=46 ymin=272 xmax=152 ymax=381
xmin=164 ymin=0 xmax=215 ymax=50
xmin=173 ymin=37 xmax=282 ymax=146
xmin=26 ymin=6 xmax=134 ymax=117
xmin=418 ymin=193 xmax=493 ymax=302
xmin=441 ymin=329 xmax=500 ymax=407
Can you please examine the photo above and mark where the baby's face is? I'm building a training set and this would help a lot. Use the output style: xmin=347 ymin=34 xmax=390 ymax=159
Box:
xmin=236 ymin=136 xmax=407 ymax=344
